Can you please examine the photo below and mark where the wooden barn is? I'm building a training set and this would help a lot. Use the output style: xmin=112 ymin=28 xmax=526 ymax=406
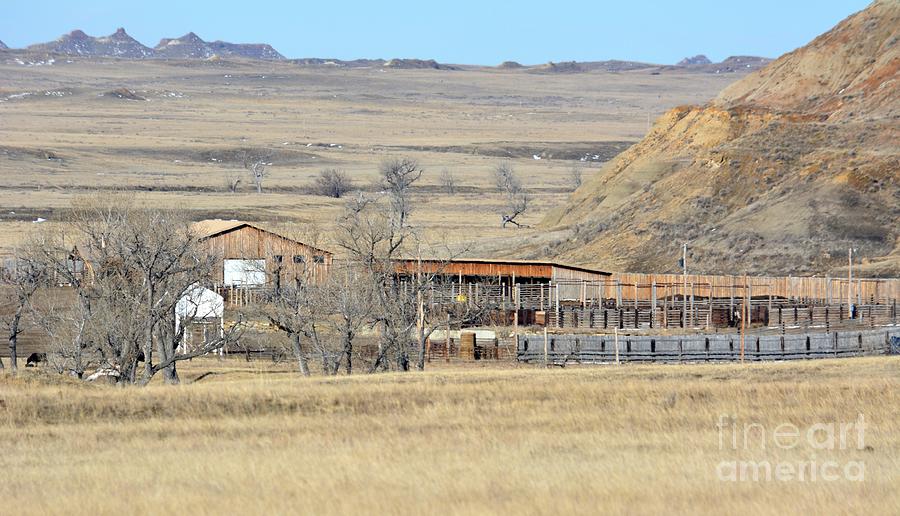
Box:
xmin=193 ymin=220 xmax=333 ymax=287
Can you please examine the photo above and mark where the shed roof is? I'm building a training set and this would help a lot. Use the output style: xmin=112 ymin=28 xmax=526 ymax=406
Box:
xmin=393 ymin=258 xmax=610 ymax=277
xmin=191 ymin=219 xmax=333 ymax=256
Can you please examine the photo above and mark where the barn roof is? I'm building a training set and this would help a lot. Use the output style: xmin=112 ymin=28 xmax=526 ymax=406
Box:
xmin=191 ymin=219 xmax=333 ymax=256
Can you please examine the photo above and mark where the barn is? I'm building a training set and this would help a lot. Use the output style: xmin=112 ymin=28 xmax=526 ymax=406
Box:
xmin=192 ymin=220 xmax=333 ymax=287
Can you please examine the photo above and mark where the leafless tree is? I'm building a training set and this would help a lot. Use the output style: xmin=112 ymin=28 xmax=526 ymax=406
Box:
xmin=258 ymin=274 xmax=314 ymax=376
xmin=501 ymin=193 xmax=530 ymax=228
xmin=237 ymin=150 xmax=272 ymax=194
xmin=29 ymin=194 xmax=243 ymax=384
xmin=493 ymin=161 xmax=521 ymax=193
xmin=314 ymin=168 xmax=354 ymax=198
xmin=440 ymin=168 xmax=456 ymax=195
xmin=0 ymin=251 xmax=47 ymax=371
xmin=493 ymin=162 xmax=530 ymax=228
xmin=314 ymin=263 xmax=376 ymax=375
xmin=334 ymin=196 xmax=409 ymax=371
xmin=568 ymin=164 xmax=583 ymax=190
xmin=225 ymin=170 xmax=243 ymax=193
xmin=248 ymin=161 xmax=267 ymax=194
xmin=379 ymin=157 xmax=423 ymax=230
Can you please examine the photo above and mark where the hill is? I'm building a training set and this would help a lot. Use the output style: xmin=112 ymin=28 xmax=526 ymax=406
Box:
xmin=677 ymin=55 xmax=712 ymax=65
xmin=24 ymin=29 xmax=284 ymax=60
xmin=27 ymin=28 xmax=154 ymax=58
xmin=542 ymin=0 xmax=900 ymax=277
xmin=154 ymin=32 xmax=284 ymax=60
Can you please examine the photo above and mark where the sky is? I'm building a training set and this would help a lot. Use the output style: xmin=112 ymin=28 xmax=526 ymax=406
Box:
xmin=0 ymin=0 xmax=872 ymax=65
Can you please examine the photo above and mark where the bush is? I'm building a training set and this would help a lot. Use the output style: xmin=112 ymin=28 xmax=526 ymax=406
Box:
xmin=314 ymin=169 xmax=353 ymax=198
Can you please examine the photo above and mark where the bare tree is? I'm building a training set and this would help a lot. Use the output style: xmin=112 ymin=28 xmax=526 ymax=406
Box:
xmin=225 ymin=170 xmax=242 ymax=193
xmin=248 ymin=161 xmax=267 ymax=194
xmin=237 ymin=150 xmax=272 ymax=194
xmin=314 ymin=263 xmax=376 ymax=375
xmin=493 ymin=162 xmax=530 ymax=228
xmin=259 ymin=275 xmax=314 ymax=376
xmin=501 ymin=193 xmax=530 ymax=228
xmin=0 ymin=251 xmax=46 ymax=371
xmin=493 ymin=161 xmax=521 ymax=193
xmin=567 ymin=164 xmax=583 ymax=191
xmin=379 ymin=157 xmax=423 ymax=231
xmin=334 ymin=196 xmax=408 ymax=372
xmin=440 ymin=168 xmax=456 ymax=195
xmin=314 ymin=168 xmax=354 ymax=198
xmin=30 ymin=194 xmax=243 ymax=384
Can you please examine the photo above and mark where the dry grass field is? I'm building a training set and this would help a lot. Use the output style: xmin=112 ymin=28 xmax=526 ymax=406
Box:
xmin=0 ymin=57 xmax=744 ymax=258
xmin=2 ymin=357 xmax=898 ymax=515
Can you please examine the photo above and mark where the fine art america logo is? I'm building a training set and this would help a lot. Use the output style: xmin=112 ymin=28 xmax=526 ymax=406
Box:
xmin=716 ymin=414 xmax=867 ymax=482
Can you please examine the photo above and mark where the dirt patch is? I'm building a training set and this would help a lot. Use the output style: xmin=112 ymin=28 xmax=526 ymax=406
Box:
xmin=376 ymin=141 xmax=634 ymax=162
xmin=194 ymin=147 xmax=322 ymax=167
xmin=103 ymin=88 xmax=147 ymax=101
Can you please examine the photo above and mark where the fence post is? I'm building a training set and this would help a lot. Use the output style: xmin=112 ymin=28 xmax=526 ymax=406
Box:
xmin=543 ymin=326 xmax=549 ymax=367
xmin=555 ymin=283 xmax=561 ymax=329
xmin=614 ymin=327 xmax=620 ymax=365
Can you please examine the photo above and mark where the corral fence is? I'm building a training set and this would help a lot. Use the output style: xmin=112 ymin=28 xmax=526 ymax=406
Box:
xmin=517 ymin=328 xmax=900 ymax=364
xmin=544 ymin=302 xmax=898 ymax=332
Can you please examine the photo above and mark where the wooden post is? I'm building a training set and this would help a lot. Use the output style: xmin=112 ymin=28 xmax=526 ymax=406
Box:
xmin=555 ymin=283 xmax=561 ymax=328
xmin=848 ymin=249 xmax=853 ymax=317
xmin=729 ymin=276 xmax=735 ymax=320
xmin=857 ymin=279 xmax=862 ymax=310
xmin=446 ymin=313 xmax=451 ymax=363
xmin=543 ymin=326 xmax=549 ymax=367
xmin=663 ymin=284 xmax=668 ymax=328
xmin=651 ymin=281 xmax=657 ymax=329
xmin=614 ymin=327 xmax=620 ymax=365
xmin=513 ymin=286 xmax=519 ymax=345
xmin=682 ymin=243 xmax=688 ymax=328
xmin=689 ymin=282 xmax=695 ymax=328
xmin=740 ymin=274 xmax=747 ymax=363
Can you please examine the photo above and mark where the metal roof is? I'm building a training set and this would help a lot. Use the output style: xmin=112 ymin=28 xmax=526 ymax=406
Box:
xmin=394 ymin=257 xmax=610 ymax=276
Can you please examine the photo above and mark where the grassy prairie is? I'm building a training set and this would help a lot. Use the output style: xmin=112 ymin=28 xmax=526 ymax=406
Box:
xmin=1 ymin=357 xmax=898 ymax=515
xmin=0 ymin=58 xmax=743 ymax=258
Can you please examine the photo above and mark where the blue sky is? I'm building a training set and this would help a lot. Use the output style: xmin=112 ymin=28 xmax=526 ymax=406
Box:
xmin=0 ymin=0 xmax=870 ymax=64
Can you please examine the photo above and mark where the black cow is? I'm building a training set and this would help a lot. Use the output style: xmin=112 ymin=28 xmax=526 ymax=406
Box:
xmin=25 ymin=352 xmax=47 ymax=367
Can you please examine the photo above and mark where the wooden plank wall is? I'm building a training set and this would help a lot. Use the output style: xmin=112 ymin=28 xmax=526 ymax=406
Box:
xmin=585 ymin=273 xmax=900 ymax=303
xmin=203 ymin=226 xmax=332 ymax=284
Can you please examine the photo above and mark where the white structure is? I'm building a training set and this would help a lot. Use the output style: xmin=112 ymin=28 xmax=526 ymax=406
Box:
xmin=223 ymin=258 xmax=266 ymax=287
xmin=175 ymin=284 xmax=225 ymax=354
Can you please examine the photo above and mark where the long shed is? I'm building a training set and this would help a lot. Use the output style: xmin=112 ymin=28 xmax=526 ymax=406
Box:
xmin=393 ymin=258 xmax=610 ymax=283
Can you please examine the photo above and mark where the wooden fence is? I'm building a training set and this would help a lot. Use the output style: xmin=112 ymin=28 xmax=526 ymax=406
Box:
xmin=543 ymin=302 xmax=898 ymax=331
xmin=518 ymin=328 xmax=900 ymax=364
xmin=596 ymin=273 xmax=900 ymax=305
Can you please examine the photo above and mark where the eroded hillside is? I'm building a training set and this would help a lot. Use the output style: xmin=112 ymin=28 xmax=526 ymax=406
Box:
xmin=543 ymin=0 xmax=899 ymax=276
